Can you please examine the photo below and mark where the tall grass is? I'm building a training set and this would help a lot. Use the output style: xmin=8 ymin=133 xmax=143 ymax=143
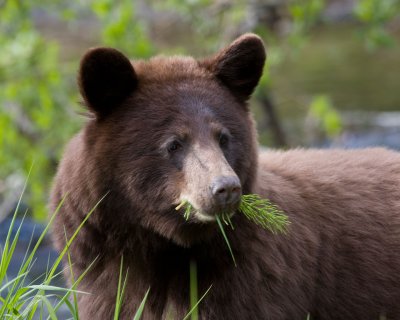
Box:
xmin=0 ymin=183 xmax=150 ymax=319
xmin=0 ymin=184 xmax=102 ymax=318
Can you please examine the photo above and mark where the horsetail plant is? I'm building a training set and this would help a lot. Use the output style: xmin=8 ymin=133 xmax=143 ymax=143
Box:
xmin=239 ymin=194 xmax=289 ymax=234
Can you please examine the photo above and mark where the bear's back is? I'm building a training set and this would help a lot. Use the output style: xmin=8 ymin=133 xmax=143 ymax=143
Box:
xmin=256 ymin=148 xmax=400 ymax=319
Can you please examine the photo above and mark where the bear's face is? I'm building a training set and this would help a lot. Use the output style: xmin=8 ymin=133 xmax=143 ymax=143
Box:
xmin=78 ymin=34 xmax=266 ymax=245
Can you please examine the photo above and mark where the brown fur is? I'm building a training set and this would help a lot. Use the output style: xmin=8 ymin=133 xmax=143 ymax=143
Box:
xmin=50 ymin=34 xmax=400 ymax=319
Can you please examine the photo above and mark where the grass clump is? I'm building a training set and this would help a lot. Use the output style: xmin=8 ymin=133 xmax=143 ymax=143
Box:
xmin=1 ymin=176 xmax=149 ymax=319
xmin=0 ymin=188 xmax=104 ymax=319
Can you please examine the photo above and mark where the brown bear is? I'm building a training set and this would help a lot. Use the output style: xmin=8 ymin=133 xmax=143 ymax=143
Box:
xmin=50 ymin=33 xmax=400 ymax=320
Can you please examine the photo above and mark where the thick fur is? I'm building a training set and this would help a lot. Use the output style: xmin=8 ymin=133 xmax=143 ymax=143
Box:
xmin=50 ymin=34 xmax=400 ymax=320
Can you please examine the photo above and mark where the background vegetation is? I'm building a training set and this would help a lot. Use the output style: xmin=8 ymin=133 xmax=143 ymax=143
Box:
xmin=0 ymin=0 xmax=399 ymax=221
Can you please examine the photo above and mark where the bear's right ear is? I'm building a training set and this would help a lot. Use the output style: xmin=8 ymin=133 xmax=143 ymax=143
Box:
xmin=78 ymin=47 xmax=137 ymax=117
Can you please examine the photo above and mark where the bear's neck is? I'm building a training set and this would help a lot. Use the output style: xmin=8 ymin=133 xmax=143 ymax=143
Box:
xmin=92 ymin=211 xmax=255 ymax=280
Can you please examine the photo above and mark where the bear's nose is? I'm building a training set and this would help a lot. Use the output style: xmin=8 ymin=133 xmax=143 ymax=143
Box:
xmin=211 ymin=176 xmax=242 ymax=206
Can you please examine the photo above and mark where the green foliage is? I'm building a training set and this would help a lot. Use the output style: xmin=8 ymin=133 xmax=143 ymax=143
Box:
xmin=91 ymin=0 xmax=153 ymax=57
xmin=0 ymin=2 xmax=80 ymax=220
xmin=149 ymin=0 xmax=248 ymax=53
xmin=354 ymin=0 xmax=399 ymax=50
xmin=0 ymin=1 xmax=152 ymax=221
xmin=308 ymin=95 xmax=342 ymax=139
xmin=289 ymin=0 xmax=326 ymax=46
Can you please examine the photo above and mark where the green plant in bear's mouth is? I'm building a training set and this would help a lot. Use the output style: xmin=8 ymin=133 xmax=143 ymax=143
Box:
xmin=175 ymin=194 xmax=290 ymax=265
xmin=215 ymin=215 xmax=237 ymax=266
xmin=239 ymin=194 xmax=289 ymax=234
xmin=175 ymin=200 xmax=193 ymax=220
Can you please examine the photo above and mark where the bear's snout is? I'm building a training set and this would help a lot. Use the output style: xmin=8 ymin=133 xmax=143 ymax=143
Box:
xmin=211 ymin=176 xmax=242 ymax=206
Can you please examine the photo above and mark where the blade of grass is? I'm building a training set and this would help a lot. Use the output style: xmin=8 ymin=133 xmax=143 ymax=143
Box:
xmin=189 ymin=259 xmax=198 ymax=320
xmin=132 ymin=288 xmax=150 ymax=320
xmin=1 ymin=163 xmax=31 ymax=265
xmin=184 ymin=204 xmax=192 ymax=221
xmin=62 ymin=227 xmax=79 ymax=320
xmin=5 ymin=195 xmax=69 ymax=318
xmin=42 ymin=192 xmax=108 ymax=285
xmin=27 ymin=285 xmax=87 ymax=295
xmin=0 ymin=272 xmax=28 ymax=294
xmin=0 ymin=212 xmax=27 ymax=285
xmin=182 ymin=284 xmax=213 ymax=320
xmin=226 ymin=215 xmax=234 ymax=230
xmin=114 ymin=256 xmax=129 ymax=320
xmin=175 ymin=200 xmax=192 ymax=220
xmin=175 ymin=200 xmax=187 ymax=211
xmin=38 ymin=295 xmax=57 ymax=320
xmin=55 ymin=295 xmax=76 ymax=318
xmin=0 ymin=168 xmax=33 ymax=318
xmin=215 ymin=216 xmax=236 ymax=267
xmin=50 ymin=256 xmax=98 ymax=319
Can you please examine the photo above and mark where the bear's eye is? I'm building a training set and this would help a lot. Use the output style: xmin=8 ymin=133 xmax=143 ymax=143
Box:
xmin=167 ymin=140 xmax=182 ymax=153
xmin=219 ymin=132 xmax=229 ymax=147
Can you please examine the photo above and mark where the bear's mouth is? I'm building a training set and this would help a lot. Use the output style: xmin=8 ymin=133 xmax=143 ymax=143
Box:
xmin=175 ymin=200 xmax=239 ymax=223
xmin=194 ymin=209 xmax=236 ymax=222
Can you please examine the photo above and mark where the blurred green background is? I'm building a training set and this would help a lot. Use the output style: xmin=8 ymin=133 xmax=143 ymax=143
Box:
xmin=1 ymin=0 xmax=399 ymax=221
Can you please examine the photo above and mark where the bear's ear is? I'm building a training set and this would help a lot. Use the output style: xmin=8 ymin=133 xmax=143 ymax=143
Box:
xmin=201 ymin=33 xmax=266 ymax=102
xmin=78 ymin=47 xmax=137 ymax=116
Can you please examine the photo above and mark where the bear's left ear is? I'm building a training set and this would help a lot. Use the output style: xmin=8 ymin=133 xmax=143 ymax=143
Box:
xmin=201 ymin=33 xmax=266 ymax=102
xmin=78 ymin=47 xmax=137 ymax=117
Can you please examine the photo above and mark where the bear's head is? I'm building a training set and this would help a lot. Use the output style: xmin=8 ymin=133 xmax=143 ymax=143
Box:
xmin=78 ymin=34 xmax=266 ymax=246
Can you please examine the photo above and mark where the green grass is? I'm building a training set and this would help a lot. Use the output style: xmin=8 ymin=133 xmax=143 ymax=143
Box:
xmin=0 ymin=187 xmax=105 ymax=319
xmin=189 ymin=259 xmax=198 ymax=320
xmin=0 ymin=181 xmax=208 ymax=319
xmin=0 ymin=181 xmax=151 ymax=319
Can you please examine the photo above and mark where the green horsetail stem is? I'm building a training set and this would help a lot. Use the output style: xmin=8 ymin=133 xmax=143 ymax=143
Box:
xmin=239 ymin=194 xmax=290 ymax=234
